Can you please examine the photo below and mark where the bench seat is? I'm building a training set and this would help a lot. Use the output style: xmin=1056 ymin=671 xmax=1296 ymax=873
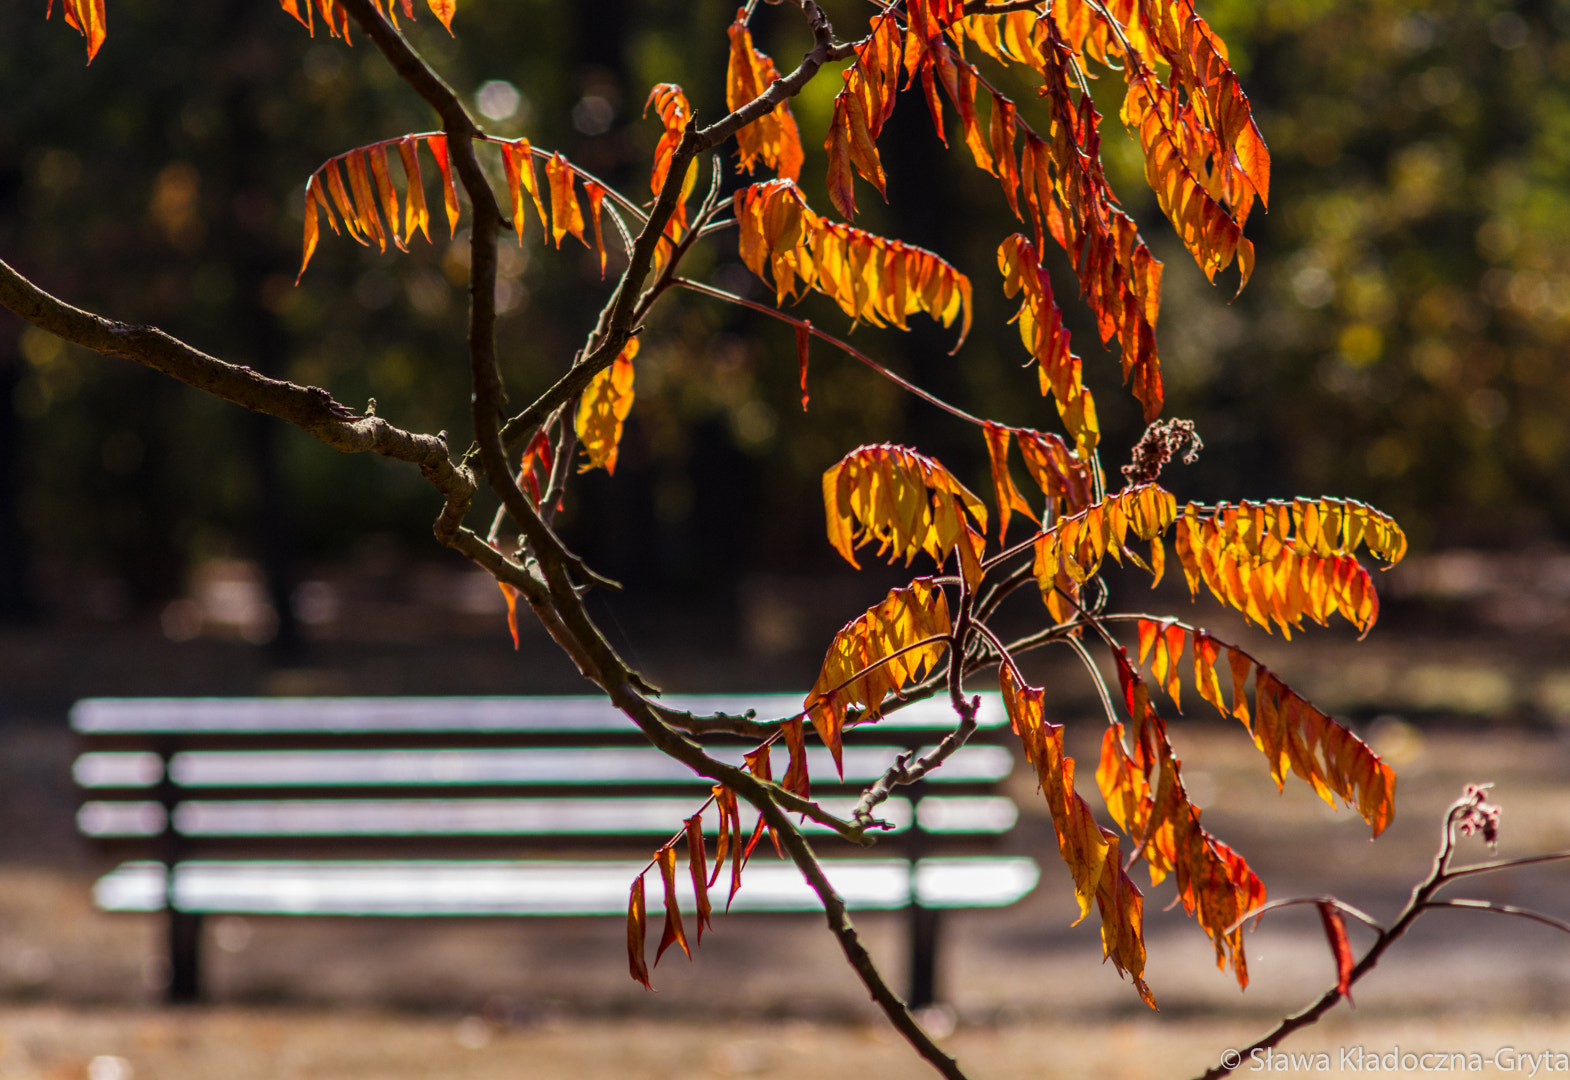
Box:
xmin=94 ymin=856 xmax=1041 ymax=916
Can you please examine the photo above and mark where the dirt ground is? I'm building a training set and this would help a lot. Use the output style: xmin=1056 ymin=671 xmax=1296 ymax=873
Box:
xmin=1 ymin=719 xmax=1567 ymax=1079
xmin=1 ymin=553 xmax=1569 ymax=1079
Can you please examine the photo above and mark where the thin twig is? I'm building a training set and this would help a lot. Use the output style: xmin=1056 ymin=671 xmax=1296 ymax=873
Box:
xmin=675 ymin=277 xmax=990 ymax=428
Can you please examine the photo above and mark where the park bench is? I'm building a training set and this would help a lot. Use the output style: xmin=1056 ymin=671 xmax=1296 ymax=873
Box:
xmin=71 ymin=693 xmax=1039 ymax=1006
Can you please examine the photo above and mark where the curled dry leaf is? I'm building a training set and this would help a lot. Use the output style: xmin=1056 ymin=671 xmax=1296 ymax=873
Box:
xmin=685 ymin=813 xmax=713 ymax=945
xmin=653 ymin=844 xmax=690 ymax=965
xmin=627 ymin=872 xmax=651 ymax=988
xmin=1318 ymin=901 xmax=1355 ymax=1003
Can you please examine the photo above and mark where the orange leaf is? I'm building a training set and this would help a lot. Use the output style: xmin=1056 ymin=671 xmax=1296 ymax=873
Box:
xmin=345 ymin=151 xmax=388 ymax=253
xmin=686 ymin=814 xmax=712 ymax=945
xmin=821 ymin=443 xmax=988 ymax=586
xmin=425 ymin=0 xmax=456 ymax=32
xmin=741 ymin=746 xmax=778 ymax=861
xmin=546 ymin=153 xmax=586 ymax=249
xmin=711 ymin=785 xmax=744 ymax=906
xmin=51 ymin=0 xmax=107 ymax=63
xmin=795 ymin=320 xmax=811 ymax=411
xmin=396 ymin=136 xmax=430 ymax=245
xmin=583 ymin=180 xmax=608 ymax=276
xmin=805 ymin=578 xmax=951 ymax=777
xmin=1318 ymin=901 xmax=1355 ymax=1003
xmin=823 ymin=101 xmax=858 ymax=221
xmin=627 ymin=873 xmax=651 ymax=988
xmin=497 ymin=580 xmax=520 ymax=649
xmin=982 ymin=423 xmax=1037 ymax=543
xmin=1193 ymin=630 xmax=1225 ymax=715
xmin=425 ymin=134 xmax=461 ymax=236
xmin=1226 ymin=646 xmax=1252 ymax=727
xmin=297 ymin=178 xmax=329 ymax=283
xmin=574 ymin=339 xmax=639 ymax=474
xmin=367 ymin=145 xmax=405 ymax=252
xmin=726 ymin=10 xmax=805 ymax=181
xmin=322 ymin=161 xmax=365 ymax=246
xmin=780 ymin=716 xmax=811 ymax=799
xmin=645 ymin=84 xmax=692 ymax=196
xmin=653 ymin=845 xmax=690 ymax=964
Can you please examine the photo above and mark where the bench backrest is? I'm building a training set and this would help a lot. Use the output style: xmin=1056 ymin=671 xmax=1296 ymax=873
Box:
xmin=73 ymin=694 xmax=1019 ymax=859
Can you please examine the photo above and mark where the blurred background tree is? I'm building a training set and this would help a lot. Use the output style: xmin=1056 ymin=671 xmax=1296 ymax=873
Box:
xmin=1 ymin=0 xmax=1564 ymax=645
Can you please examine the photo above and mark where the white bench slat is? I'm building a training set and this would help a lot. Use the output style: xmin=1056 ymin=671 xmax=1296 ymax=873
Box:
xmin=71 ymin=693 xmax=1008 ymax=735
xmin=78 ymin=794 xmax=1018 ymax=839
xmin=93 ymin=856 xmax=1041 ymax=915
xmin=76 ymin=744 xmax=1013 ymax=789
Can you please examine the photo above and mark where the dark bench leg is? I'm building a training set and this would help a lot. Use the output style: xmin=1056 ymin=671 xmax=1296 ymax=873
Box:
xmin=907 ymin=903 xmax=941 ymax=1008
xmin=167 ymin=909 xmax=202 ymax=1004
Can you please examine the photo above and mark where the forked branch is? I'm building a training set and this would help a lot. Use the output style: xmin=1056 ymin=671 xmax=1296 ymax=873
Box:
xmin=1196 ymin=786 xmax=1570 ymax=1080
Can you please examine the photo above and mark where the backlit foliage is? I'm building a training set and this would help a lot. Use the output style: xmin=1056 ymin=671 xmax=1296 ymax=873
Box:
xmin=46 ymin=0 xmax=1418 ymax=1058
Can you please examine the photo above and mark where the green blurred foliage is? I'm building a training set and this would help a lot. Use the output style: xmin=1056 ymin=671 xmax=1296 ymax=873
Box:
xmin=1 ymin=0 xmax=1566 ymax=620
xmin=1165 ymin=0 xmax=1570 ymax=548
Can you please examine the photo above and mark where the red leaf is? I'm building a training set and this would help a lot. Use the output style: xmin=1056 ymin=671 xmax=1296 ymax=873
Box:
xmin=1318 ymin=901 xmax=1355 ymax=1004
xmin=795 ymin=320 xmax=811 ymax=411
xmin=583 ymin=180 xmax=608 ymax=277
xmin=627 ymin=873 xmax=651 ymax=988
xmin=686 ymin=814 xmax=713 ymax=945
xmin=425 ymin=134 xmax=460 ymax=237
xmin=653 ymin=845 xmax=690 ymax=964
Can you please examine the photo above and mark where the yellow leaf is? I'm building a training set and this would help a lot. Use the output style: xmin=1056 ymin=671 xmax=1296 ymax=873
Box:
xmin=575 ymin=339 xmax=639 ymax=474
xmin=805 ymin=579 xmax=951 ymax=776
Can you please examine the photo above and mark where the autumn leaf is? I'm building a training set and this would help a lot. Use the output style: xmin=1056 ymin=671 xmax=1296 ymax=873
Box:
xmin=998 ymin=233 xmax=1100 ymax=454
xmin=299 ymin=133 xmax=465 ymax=279
xmin=805 ymin=578 xmax=951 ymax=774
xmin=1318 ymin=901 xmax=1355 ymax=1003
xmin=726 ymin=10 xmax=804 ymax=181
xmin=497 ymin=580 xmax=521 ymax=649
xmin=795 ymin=321 xmax=811 ymax=410
xmin=49 ymin=0 xmax=107 ymax=63
xmin=395 ymin=136 xmax=430 ymax=246
xmin=982 ymin=422 xmax=1037 ymax=543
xmin=685 ymin=813 xmax=713 ymax=945
xmin=1030 ymin=484 xmax=1178 ymax=597
xmin=1000 ymin=666 xmax=1154 ymax=1005
xmin=645 ymin=83 xmax=692 ymax=197
xmin=1131 ymin=623 xmax=1398 ymax=837
xmin=583 ymin=180 xmax=609 ymax=276
xmin=822 ymin=443 xmax=988 ymax=588
xmin=627 ymin=873 xmax=651 ymax=988
xmin=710 ymin=785 xmax=745 ymax=907
xmin=1100 ymin=649 xmax=1267 ymax=986
xmin=1014 ymin=428 xmax=1096 ymax=520
xmin=1172 ymin=498 xmax=1406 ymax=637
xmin=546 ymin=152 xmax=587 ymax=249
xmin=500 ymin=139 xmax=548 ymax=243
xmin=427 ymin=133 xmax=460 ymax=236
xmin=575 ymin=339 xmax=639 ymax=474
xmin=653 ymin=844 xmax=690 ymax=964
xmin=734 ymin=180 xmax=971 ymax=347
xmin=1123 ymin=69 xmax=1254 ymax=293
xmin=515 ymin=428 xmax=555 ymax=514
